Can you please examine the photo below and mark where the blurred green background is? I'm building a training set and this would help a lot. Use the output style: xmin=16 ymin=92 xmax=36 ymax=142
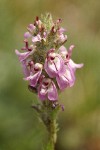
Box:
xmin=0 ymin=0 xmax=100 ymax=150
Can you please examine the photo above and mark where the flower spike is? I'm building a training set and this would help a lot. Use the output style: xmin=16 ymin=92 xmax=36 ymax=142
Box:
xmin=15 ymin=14 xmax=83 ymax=101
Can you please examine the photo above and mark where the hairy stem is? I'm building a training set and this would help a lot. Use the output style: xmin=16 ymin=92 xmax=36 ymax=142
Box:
xmin=41 ymin=101 xmax=59 ymax=150
xmin=32 ymin=101 xmax=59 ymax=150
xmin=46 ymin=119 xmax=57 ymax=150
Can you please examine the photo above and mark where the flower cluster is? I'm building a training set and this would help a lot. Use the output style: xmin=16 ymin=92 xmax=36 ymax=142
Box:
xmin=15 ymin=14 xmax=83 ymax=101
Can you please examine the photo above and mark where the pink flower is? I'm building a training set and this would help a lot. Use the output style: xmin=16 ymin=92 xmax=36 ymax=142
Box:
xmin=60 ymin=44 xmax=83 ymax=71
xmin=44 ymin=49 xmax=66 ymax=78
xmin=56 ymin=64 xmax=77 ymax=90
xmin=21 ymin=60 xmax=30 ymax=78
xmin=56 ymin=61 xmax=83 ymax=90
xmin=56 ymin=45 xmax=83 ymax=90
xmin=68 ymin=59 xmax=84 ymax=73
xmin=15 ymin=40 xmax=35 ymax=78
xmin=24 ymin=32 xmax=31 ymax=39
xmin=21 ymin=40 xmax=35 ymax=51
xmin=27 ymin=24 xmax=36 ymax=32
xmin=32 ymin=34 xmax=42 ymax=43
xmin=58 ymin=27 xmax=66 ymax=34
xmin=59 ymin=45 xmax=68 ymax=57
xmin=59 ymin=34 xmax=67 ymax=43
xmin=24 ymin=63 xmax=43 ymax=87
xmin=15 ymin=14 xmax=84 ymax=102
xmin=15 ymin=49 xmax=34 ymax=62
xmin=57 ymin=27 xmax=67 ymax=43
xmin=38 ymin=78 xmax=58 ymax=101
xmin=59 ymin=45 xmax=74 ymax=61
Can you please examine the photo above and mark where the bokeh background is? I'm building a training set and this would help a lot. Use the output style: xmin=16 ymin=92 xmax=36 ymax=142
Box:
xmin=0 ymin=0 xmax=100 ymax=150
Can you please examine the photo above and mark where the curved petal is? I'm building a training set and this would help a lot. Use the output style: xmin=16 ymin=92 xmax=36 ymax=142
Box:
xmin=48 ymin=82 xmax=58 ymax=101
xmin=56 ymin=55 xmax=66 ymax=75
xmin=68 ymin=59 xmax=84 ymax=72
xmin=15 ymin=50 xmax=30 ymax=62
xmin=64 ymin=66 xmax=75 ymax=87
xmin=58 ymin=27 xmax=66 ymax=34
xmin=59 ymin=34 xmax=67 ymax=43
xmin=24 ymin=70 xmax=42 ymax=87
xmin=44 ymin=55 xmax=66 ymax=78
xmin=59 ymin=45 xmax=67 ymax=55
xmin=38 ymin=86 xmax=47 ymax=100
xmin=27 ymin=24 xmax=36 ymax=32
xmin=32 ymin=34 xmax=41 ymax=43
xmin=56 ymin=64 xmax=77 ymax=89
xmin=44 ymin=59 xmax=57 ymax=78
xmin=15 ymin=49 xmax=34 ymax=62
xmin=68 ymin=45 xmax=75 ymax=59
xmin=22 ymin=60 xmax=30 ymax=77
xmin=56 ymin=75 xmax=69 ymax=90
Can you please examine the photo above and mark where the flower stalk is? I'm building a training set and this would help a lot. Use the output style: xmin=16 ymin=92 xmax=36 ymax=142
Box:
xmin=46 ymin=119 xmax=57 ymax=150
xmin=32 ymin=100 xmax=59 ymax=150
xmin=41 ymin=101 xmax=59 ymax=150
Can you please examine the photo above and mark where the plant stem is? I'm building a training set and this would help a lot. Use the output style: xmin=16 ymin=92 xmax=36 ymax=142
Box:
xmin=32 ymin=101 xmax=59 ymax=150
xmin=41 ymin=101 xmax=59 ymax=150
xmin=46 ymin=119 xmax=57 ymax=150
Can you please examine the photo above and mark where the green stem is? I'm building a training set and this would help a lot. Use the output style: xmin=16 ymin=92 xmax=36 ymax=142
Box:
xmin=32 ymin=101 xmax=59 ymax=150
xmin=46 ymin=119 xmax=57 ymax=150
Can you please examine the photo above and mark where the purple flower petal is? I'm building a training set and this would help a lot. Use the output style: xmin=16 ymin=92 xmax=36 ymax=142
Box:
xmin=38 ymin=78 xmax=58 ymax=101
xmin=64 ymin=66 xmax=75 ymax=87
xmin=15 ymin=49 xmax=34 ymax=62
xmin=68 ymin=45 xmax=75 ymax=58
xmin=48 ymin=81 xmax=58 ymax=101
xmin=32 ymin=34 xmax=41 ymax=43
xmin=68 ymin=59 xmax=84 ymax=72
xmin=24 ymin=63 xmax=43 ymax=87
xmin=58 ymin=27 xmax=66 ymax=34
xmin=44 ymin=53 xmax=66 ymax=78
xmin=56 ymin=74 xmax=69 ymax=90
xmin=30 ymin=71 xmax=42 ymax=87
xmin=56 ymin=64 xmax=77 ymax=90
xmin=56 ymin=54 xmax=66 ymax=75
xmin=24 ymin=32 xmax=31 ymax=39
xmin=59 ymin=45 xmax=67 ymax=54
xmin=38 ymin=86 xmax=47 ymax=100
xmin=24 ymin=70 xmax=42 ymax=87
xmin=21 ymin=60 xmax=30 ymax=77
xmin=59 ymin=34 xmax=67 ymax=43
xmin=27 ymin=24 xmax=36 ymax=32
xmin=44 ymin=59 xmax=57 ymax=78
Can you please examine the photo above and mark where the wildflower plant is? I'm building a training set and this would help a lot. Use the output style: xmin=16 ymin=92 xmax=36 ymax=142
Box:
xmin=15 ymin=13 xmax=83 ymax=150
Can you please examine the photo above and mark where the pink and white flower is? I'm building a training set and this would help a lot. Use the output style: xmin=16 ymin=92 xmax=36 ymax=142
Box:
xmin=56 ymin=45 xmax=83 ymax=90
xmin=56 ymin=65 xmax=74 ymax=90
xmin=24 ymin=32 xmax=31 ymax=39
xmin=32 ymin=34 xmax=42 ymax=43
xmin=58 ymin=34 xmax=67 ymax=43
xmin=38 ymin=78 xmax=58 ymax=101
xmin=44 ymin=49 xmax=66 ymax=78
xmin=15 ymin=49 xmax=34 ymax=62
xmin=15 ymin=14 xmax=84 ymax=102
xmin=58 ymin=27 xmax=66 ymax=35
xmin=24 ymin=63 xmax=43 ymax=87
xmin=68 ymin=59 xmax=84 ymax=74
xmin=27 ymin=24 xmax=36 ymax=33
xmin=21 ymin=60 xmax=30 ymax=78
